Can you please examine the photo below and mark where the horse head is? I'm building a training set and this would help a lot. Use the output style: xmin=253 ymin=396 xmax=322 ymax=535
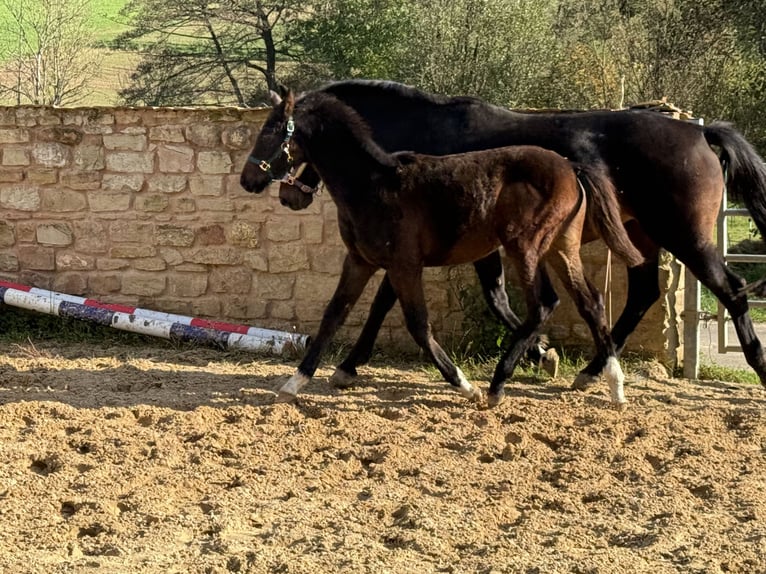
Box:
xmin=240 ymin=86 xmax=298 ymax=194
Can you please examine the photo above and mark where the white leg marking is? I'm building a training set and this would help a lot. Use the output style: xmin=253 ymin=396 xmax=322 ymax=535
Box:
xmin=604 ymin=356 xmax=626 ymax=406
xmin=278 ymin=371 xmax=311 ymax=397
xmin=456 ymin=367 xmax=483 ymax=403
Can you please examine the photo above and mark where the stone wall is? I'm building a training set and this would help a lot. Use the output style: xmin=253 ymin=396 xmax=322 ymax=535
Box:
xmin=0 ymin=105 xmax=682 ymax=364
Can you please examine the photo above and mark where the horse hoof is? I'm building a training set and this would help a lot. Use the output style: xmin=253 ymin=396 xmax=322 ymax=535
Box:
xmin=275 ymin=391 xmax=298 ymax=404
xmin=571 ymin=372 xmax=599 ymax=391
xmin=329 ymin=368 xmax=356 ymax=389
xmin=613 ymin=401 xmax=628 ymax=413
xmin=486 ymin=391 xmax=504 ymax=408
xmin=540 ymin=348 xmax=559 ymax=378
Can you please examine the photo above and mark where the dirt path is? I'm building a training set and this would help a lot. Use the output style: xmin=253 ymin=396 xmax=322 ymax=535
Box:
xmin=0 ymin=342 xmax=763 ymax=573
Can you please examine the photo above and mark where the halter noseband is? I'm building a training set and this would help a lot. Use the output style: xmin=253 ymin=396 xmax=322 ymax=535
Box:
xmin=280 ymin=163 xmax=323 ymax=196
xmin=247 ymin=117 xmax=295 ymax=177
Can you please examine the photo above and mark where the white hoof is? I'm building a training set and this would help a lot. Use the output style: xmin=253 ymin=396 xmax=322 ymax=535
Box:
xmin=604 ymin=356 xmax=627 ymax=407
xmin=277 ymin=371 xmax=310 ymax=400
xmin=456 ymin=368 xmax=484 ymax=404
xmin=540 ymin=348 xmax=559 ymax=378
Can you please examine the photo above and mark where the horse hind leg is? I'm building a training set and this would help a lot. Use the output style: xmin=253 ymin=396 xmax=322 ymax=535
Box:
xmin=474 ymin=253 xmax=560 ymax=376
xmin=683 ymin=243 xmax=766 ymax=384
xmin=487 ymin=264 xmax=559 ymax=407
xmin=546 ymin=246 xmax=627 ymax=408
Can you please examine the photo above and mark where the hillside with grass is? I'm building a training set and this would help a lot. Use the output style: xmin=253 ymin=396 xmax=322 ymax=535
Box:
xmin=0 ymin=0 xmax=134 ymax=106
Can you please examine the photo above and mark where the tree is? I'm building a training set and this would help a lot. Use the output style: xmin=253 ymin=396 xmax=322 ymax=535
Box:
xmin=116 ymin=0 xmax=305 ymax=106
xmin=0 ymin=0 xmax=99 ymax=106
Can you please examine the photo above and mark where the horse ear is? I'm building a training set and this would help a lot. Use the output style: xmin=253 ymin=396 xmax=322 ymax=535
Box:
xmin=269 ymin=90 xmax=282 ymax=107
xmin=284 ymin=89 xmax=295 ymax=116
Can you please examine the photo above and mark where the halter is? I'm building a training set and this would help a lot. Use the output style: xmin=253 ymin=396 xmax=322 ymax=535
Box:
xmin=279 ymin=163 xmax=323 ymax=196
xmin=246 ymin=117 xmax=295 ymax=178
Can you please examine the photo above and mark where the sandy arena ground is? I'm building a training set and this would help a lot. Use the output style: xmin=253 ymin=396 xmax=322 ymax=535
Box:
xmin=0 ymin=342 xmax=763 ymax=573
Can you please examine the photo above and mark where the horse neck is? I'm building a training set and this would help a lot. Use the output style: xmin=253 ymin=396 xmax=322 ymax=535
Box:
xmin=295 ymin=123 xmax=388 ymax=204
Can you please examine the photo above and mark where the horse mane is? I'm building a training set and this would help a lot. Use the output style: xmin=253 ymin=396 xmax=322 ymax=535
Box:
xmin=321 ymin=79 xmax=487 ymax=108
xmin=296 ymin=91 xmax=398 ymax=172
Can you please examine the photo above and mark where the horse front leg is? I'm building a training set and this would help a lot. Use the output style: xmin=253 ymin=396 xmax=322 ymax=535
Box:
xmin=277 ymin=253 xmax=378 ymax=402
xmin=330 ymin=273 xmax=398 ymax=389
xmin=387 ymin=267 xmax=483 ymax=404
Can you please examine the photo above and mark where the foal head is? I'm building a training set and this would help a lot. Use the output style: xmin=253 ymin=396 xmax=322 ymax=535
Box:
xmin=240 ymin=87 xmax=299 ymax=194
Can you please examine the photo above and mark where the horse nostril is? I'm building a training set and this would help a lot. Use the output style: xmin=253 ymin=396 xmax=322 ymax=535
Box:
xmin=280 ymin=198 xmax=289 ymax=206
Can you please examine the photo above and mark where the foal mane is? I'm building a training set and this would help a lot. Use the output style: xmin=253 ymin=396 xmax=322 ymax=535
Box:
xmin=296 ymin=92 xmax=398 ymax=172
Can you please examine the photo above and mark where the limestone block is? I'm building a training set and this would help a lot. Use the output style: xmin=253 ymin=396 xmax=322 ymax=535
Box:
xmin=168 ymin=273 xmax=208 ymax=297
xmin=33 ymin=143 xmax=69 ymax=167
xmin=18 ymin=246 xmax=54 ymax=270
xmin=189 ymin=174 xmax=224 ymax=196
xmin=0 ymin=185 xmax=40 ymax=210
xmin=102 ymin=173 xmax=144 ymax=192
xmin=26 ymin=170 xmax=57 ymax=185
xmin=197 ymin=150 xmax=232 ymax=174
xmin=0 ymin=222 xmax=14 ymax=247
xmin=88 ymin=192 xmax=131 ymax=212
xmin=147 ymin=174 xmax=187 ymax=194
xmin=40 ymin=189 xmax=87 ymax=212
xmin=89 ymin=274 xmax=121 ymax=294
xmin=268 ymin=243 xmax=309 ymax=273
xmin=222 ymin=125 xmax=253 ymax=149
xmin=103 ymin=133 xmax=147 ymax=151
xmin=52 ymin=273 xmax=87 ymax=295
xmin=302 ymin=219 xmax=324 ymax=244
xmin=0 ymin=128 xmax=30 ymax=143
xmin=61 ymin=171 xmax=102 ymax=190
xmin=73 ymin=145 xmax=106 ymax=170
xmin=0 ymin=253 xmax=19 ymax=272
xmin=187 ymin=247 xmax=242 ymax=265
xmin=155 ymin=225 xmax=195 ymax=247
xmin=134 ymin=257 xmax=167 ymax=271
xmin=122 ymin=274 xmax=166 ymax=296
xmin=2 ymin=147 xmax=29 ymax=166
xmin=106 ymin=151 xmax=155 ymax=173
xmin=110 ymin=245 xmax=156 ymax=258
xmin=38 ymin=127 xmax=83 ymax=145
xmin=265 ymin=216 xmax=300 ymax=242
xmin=226 ymin=222 xmax=259 ymax=249
xmin=110 ymin=221 xmax=154 ymax=243
xmin=309 ymin=245 xmax=346 ymax=273
xmin=0 ymin=169 xmax=23 ymax=183
xmin=73 ymin=221 xmax=108 ymax=253
xmin=210 ymin=267 xmax=252 ymax=294
xmin=97 ymin=258 xmax=130 ymax=271
xmin=157 ymin=145 xmax=194 ymax=173
xmin=186 ymin=124 xmax=222 ymax=147
xmin=252 ymin=272 xmax=295 ymax=300
xmin=56 ymin=253 xmax=95 ymax=270
xmin=135 ymin=194 xmax=170 ymax=212
xmin=197 ymin=224 xmax=225 ymax=246
xmin=37 ymin=223 xmax=73 ymax=246
xmin=149 ymin=125 xmax=185 ymax=143
xmin=270 ymin=300 xmax=295 ymax=320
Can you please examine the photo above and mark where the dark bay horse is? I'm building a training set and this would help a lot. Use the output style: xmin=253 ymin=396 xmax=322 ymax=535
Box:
xmin=244 ymin=89 xmax=645 ymax=407
xmin=241 ymin=80 xmax=766 ymax=390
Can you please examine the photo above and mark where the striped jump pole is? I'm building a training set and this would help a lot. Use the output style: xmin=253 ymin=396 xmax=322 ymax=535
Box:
xmin=0 ymin=280 xmax=310 ymax=355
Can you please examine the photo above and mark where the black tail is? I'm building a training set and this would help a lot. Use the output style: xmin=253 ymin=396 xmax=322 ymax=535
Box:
xmin=575 ymin=165 xmax=645 ymax=268
xmin=704 ymin=122 xmax=766 ymax=239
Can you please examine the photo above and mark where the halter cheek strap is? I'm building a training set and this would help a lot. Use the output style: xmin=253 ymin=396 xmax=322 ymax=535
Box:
xmin=247 ymin=117 xmax=295 ymax=177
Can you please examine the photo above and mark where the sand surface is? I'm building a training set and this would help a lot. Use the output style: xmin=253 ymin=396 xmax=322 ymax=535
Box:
xmin=0 ymin=342 xmax=763 ymax=573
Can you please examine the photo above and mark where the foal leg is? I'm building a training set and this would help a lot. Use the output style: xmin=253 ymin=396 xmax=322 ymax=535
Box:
xmin=277 ymin=254 xmax=378 ymax=401
xmin=387 ymin=267 xmax=483 ymax=403
xmin=330 ymin=274 xmax=397 ymax=388
xmin=487 ymin=266 xmax=559 ymax=407
xmin=546 ymin=249 xmax=626 ymax=407
xmin=574 ymin=256 xmax=660 ymax=388
xmin=474 ymin=253 xmax=560 ymax=376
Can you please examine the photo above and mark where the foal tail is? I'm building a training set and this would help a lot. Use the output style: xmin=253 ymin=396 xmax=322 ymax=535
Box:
xmin=704 ymin=122 xmax=766 ymax=239
xmin=575 ymin=166 xmax=645 ymax=268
